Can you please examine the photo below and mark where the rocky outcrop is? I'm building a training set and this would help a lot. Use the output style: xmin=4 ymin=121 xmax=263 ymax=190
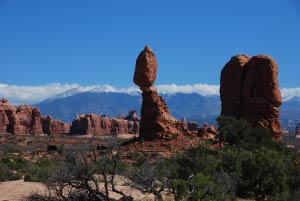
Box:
xmin=187 ymin=121 xmax=201 ymax=131
xmin=220 ymin=55 xmax=282 ymax=140
xmin=133 ymin=46 xmax=185 ymax=140
xmin=0 ymin=100 xmax=44 ymax=135
xmin=42 ymin=116 xmax=70 ymax=135
xmin=199 ymin=123 xmax=217 ymax=140
xmin=0 ymin=99 xmax=15 ymax=134
xmin=0 ymin=98 xmax=140 ymax=135
xmin=125 ymin=110 xmax=139 ymax=121
xmin=220 ymin=55 xmax=250 ymax=117
xmin=70 ymin=113 xmax=139 ymax=135
xmin=0 ymin=98 xmax=70 ymax=135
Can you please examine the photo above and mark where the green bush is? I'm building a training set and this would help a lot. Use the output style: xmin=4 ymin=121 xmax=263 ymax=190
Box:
xmin=0 ymin=157 xmax=24 ymax=181
xmin=24 ymin=159 xmax=58 ymax=182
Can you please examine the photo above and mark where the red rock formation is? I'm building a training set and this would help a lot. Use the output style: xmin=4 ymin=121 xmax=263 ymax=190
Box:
xmin=30 ymin=108 xmax=43 ymax=134
xmin=133 ymin=46 xmax=185 ymax=140
xmin=0 ymin=99 xmax=15 ymax=134
xmin=220 ymin=55 xmax=250 ymax=117
xmin=128 ymin=121 xmax=139 ymax=134
xmin=0 ymin=99 xmax=69 ymax=135
xmin=41 ymin=116 xmax=52 ymax=134
xmin=70 ymin=113 xmax=138 ymax=135
xmin=133 ymin=46 xmax=158 ymax=88
xmin=199 ymin=123 xmax=217 ymax=140
xmin=125 ymin=110 xmax=139 ymax=121
xmin=220 ymin=55 xmax=282 ymax=140
xmin=51 ymin=120 xmax=66 ymax=134
xmin=11 ymin=105 xmax=44 ymax=135
xmin=63 ymin=123 xmax=71 ymax=134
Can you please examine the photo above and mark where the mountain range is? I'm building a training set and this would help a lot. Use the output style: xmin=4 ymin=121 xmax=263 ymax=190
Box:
xmin=34 ymin=88 xmax=300 ymax=133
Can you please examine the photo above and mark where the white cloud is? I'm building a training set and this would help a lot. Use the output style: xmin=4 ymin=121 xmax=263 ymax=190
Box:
xmin=0 ymin=83 xmax=80 ymax=105
xmin=281 ymin=87 xmax=300 ymax=101
xmin=157 ymin=84 xmax=220 ymax=96
xmin=0 ymin=82 xmax=299 ymax=105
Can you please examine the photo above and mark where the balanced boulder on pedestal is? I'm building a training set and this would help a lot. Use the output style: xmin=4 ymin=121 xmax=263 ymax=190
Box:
xmin=133 ymin=46 xmax=185 ymax=140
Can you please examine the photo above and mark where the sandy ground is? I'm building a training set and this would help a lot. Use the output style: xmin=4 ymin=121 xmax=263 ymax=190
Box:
xmin=0 ymin=180 xmax=47 ymax=201
xmin=0 ymin=178 xmax=158 ymax=201
xmin=0 ymin=179 xmax=256 ymax=201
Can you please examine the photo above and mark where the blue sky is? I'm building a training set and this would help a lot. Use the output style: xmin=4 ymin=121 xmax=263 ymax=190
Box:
xmin=0 ymin=0 xmax=300 ymax=89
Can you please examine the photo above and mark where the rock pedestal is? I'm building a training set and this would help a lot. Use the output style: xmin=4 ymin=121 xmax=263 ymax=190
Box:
xmin=133 ymin=46 xmax=184 ymax=140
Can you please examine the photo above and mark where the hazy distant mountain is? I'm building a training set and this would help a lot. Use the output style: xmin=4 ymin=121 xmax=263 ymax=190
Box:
xmin=34 ymin=91 xmax=221 ymax=124
xmin=34 ymin=92 xmax=142 ymax=122
xmin=35 ymin=90 xmax=300 ymax=133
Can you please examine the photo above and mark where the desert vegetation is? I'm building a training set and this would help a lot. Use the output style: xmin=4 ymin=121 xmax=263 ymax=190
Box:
xmin=1 ymin=117 xmax=299 ymax=200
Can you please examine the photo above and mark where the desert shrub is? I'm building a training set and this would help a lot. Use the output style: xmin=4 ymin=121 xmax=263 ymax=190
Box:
xmin=221 ymin=146 xmax=289 ymax=198
xmin=175 ymin=143 xmax=221 ymax=179
xmin=0 ymin=158 xmax=23 ymax=181
xmin=171 ymin=172 xmax=234 ymax=201
xmin=0 ymin=163 xmax=15 ymax=181
xmin=25 ymin=143 xmax=132 ymax=201
xmin=24 ymin=159 xmax=58 ymax=182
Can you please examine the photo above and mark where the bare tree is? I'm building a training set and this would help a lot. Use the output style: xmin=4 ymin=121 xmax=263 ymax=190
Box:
xmin=24 ymin=140 xmax=132 ymax=201
xmin=128 ymin=159 xmax=175 ymax=201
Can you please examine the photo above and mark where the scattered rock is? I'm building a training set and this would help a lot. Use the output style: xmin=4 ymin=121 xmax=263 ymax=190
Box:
xmin=198 ymin=123 xmax=217 ymax=140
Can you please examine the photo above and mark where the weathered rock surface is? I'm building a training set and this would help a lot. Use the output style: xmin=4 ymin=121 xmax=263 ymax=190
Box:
xmin=42 ymin=116 xmax=70 ymax=135
xmin=29 ymin=108 xmax=44 ymax=134
xmin=133 ymin=46 xmax=158 ymax=88
xmin=133 ymin=46 xmax=185 ymax=140
xmin=0 ymin=99 xmax=70 ymax=135
xmin=220 ymin=55 xmax=282 ymax=140
xmin=220 ymin=55 xmax=250 ymax=117
xmin=3 ymin=103 xmax=44 ymax=135
xmin=0 ymin=99 xmax=139 ymax=135
xmin=70 ymin=113 xmax=139 ymax=135
xmin=0 ymin=99 xmax=15 ymax=134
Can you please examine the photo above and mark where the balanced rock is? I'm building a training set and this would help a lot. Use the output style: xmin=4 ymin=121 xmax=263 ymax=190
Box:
xmin=133 ymin=46 xmax=158 ymax=88
xmin=220 ymin=55 xmax=282 ymax=140
xmin=133 ymin=46 xmax=185 ymax=140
